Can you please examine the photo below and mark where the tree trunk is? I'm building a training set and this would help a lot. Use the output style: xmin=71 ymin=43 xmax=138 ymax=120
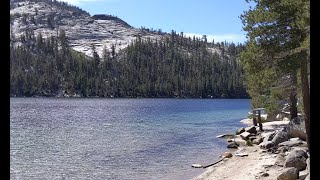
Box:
xmin=258 ymin=110 xmax=263 ymax=131
xmin=300 ymin=51 xmax=310 ymax=151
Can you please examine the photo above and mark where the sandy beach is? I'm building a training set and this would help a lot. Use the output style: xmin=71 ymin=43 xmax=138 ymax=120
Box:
xmin=192 ymin=118 xmax=309 ymax=180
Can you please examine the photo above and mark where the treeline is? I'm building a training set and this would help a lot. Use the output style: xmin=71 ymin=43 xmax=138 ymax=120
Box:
xmin=10 ymin=29 xmax=248 ymax=98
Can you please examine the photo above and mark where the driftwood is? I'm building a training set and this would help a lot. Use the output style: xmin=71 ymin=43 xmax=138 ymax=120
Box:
xmin=202 ymin=157 xmax=225 ymax=168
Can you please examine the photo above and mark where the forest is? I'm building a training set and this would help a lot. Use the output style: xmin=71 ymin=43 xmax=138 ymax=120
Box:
xmin=10 ymin=29 xmax=248 ymax=98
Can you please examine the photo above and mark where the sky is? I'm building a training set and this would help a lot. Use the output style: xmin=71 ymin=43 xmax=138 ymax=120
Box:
xmin=59 ymin=0 xmax=255 ymax=44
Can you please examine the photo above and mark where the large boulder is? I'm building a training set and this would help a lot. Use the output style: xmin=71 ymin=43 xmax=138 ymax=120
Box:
xmin=278 ymin=139 xmax=305 ymax=147
xmin=306 ymin=158 xmax=310 ymax=172
xmin=272 ymin=130 xmax=289 ymax=146
xmin=236 ymin=127 xmax=245 ymax=134
xmin=287 ymin=117 xmax=307 ymax=140
xmin=264 ymin=141 xmax=275 ymax=149
xmin=277 ymin=167 xmax=299 ymax=180
xmin=259 ymin=131 xmax=276 ymax=149
xmin=240 ymin=132 xmax=251 ymax=140
xmin=284 ymin=149 xmax=308 ymax=171
xmin=245 ymin=125 xmax=257 ymax=134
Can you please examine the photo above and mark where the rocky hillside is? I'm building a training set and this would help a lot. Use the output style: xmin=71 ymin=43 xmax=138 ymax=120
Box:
xmin=10 ymin=0 xmax=165 ymax=57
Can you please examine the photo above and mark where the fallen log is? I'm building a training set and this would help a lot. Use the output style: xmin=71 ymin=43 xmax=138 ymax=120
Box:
xmin=202 ymin=157 xmax=225 ymax=168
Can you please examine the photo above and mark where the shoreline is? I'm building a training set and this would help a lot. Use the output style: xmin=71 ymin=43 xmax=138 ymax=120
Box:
xmin=192 ymin=118 xmax=308 ymax=180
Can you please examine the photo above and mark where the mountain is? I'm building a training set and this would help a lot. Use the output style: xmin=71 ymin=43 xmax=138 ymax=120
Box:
xmin=10 ymin=0 xmax=165 ymax=57
xmin=10 ymin=0 xmax=248 ymax=98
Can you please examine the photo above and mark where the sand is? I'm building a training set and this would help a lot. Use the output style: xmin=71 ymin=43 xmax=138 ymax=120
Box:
xmin=192 ymin=119 xmax=290 ymax=180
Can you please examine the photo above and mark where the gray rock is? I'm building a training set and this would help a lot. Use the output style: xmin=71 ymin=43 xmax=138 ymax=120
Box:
xmin=249 ymin=136 xmax=256 ymax=141
xmin=277 ymin=146 xmax=290 ymax=153
xmin=287 ymin=117 xmax=307 ymax=140
xmin=305 ymin=173 xmax=310 ymax=180
xmin=252 ymin=137 xmax=263 ymax=145
xmin=234 ymin=152 xmax=248 ymax=157
xmin=237 ymin=127 xmax=245 ymax=134
xmin=277 ymin=167 xmax=299 ymax=180
xmin=299 ymin=169 xmax=309 ymax=180
xmin=284 ymin=149 xmax=308 ymax=171
xmin=289 ymin=137 xmax=300 ymax=141
xmin=275 ymin=153 xmax=286 ymax=166
xmin=227 ymin=139 xmax=233 ymax=142
xmin=262 ymin=132 xmax=276 ymax=145
xmin=245 ymin=125 xmax=257 ymax=134
xmin=227 ymin=141 xmax=239 ymax=148
xmin=272 ymin=130 xmax=289 ymax=146
xmin=10 ymin=0 xmax=168 ymax=58
xmin=278 ymin=140 xmax=304 ymax=147
xmin=240 ymin=132 xmax=251 ymax=140
xmin=264 ymin=141 xmax=275 ymax=149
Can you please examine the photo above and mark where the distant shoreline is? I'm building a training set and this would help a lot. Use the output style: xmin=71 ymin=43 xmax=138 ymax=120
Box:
xmin=10 ymin=96 xmax=251 ymax=99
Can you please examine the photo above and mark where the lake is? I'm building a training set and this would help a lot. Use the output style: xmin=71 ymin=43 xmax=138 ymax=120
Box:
xmin=10 ymin=98 xmax=251 ymax=180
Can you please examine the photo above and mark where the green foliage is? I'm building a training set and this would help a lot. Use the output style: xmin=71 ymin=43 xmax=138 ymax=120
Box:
xmin=246 ymin=140 xmax=253 ymax=146
xmin=240 ymin=0 xmax=309 ymax=118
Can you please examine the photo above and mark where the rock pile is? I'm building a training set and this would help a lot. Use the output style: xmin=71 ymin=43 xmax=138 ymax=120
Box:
xmin=221 ymin=117 xmax=310 ymax=180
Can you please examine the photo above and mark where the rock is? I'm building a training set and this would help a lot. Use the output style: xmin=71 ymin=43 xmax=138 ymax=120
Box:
xmin=278 ymin=139 xmax=304 ymax=147
xmin=227 ymin=139 xmax=233 ymax=142
xmin=223 ymin=152 xmax=233 ymax=158
xmin=292 ymin=146 xmax=309 ymax=152
xmin=248 ymin=136 xmax=256 ymax=141
xmin=284 ymin=149 xmax=308 ymax=171
xmin=277 ymin=146 xmax=290 ymax=153
xmin=264 ymin=141 xmax=275 ymax=149
xmin=283 ymin=117 xmax=290 ymax=121
xmin=234 ymin=152 xmax=248 ymax=157
xmin=289 ymin=137 xmax=300 ymax=141
xmin=252 ymin=139 xmax=260 ymax=145
xmin=277 ymin=167 xmax=299 ymax=180
xmin=305 ymin=174 xmax=310 ymax=180
xmin=275 ymin=153 xmax=286 ymax=166
xmin=245 ymin=125 xmax=257 ymax=134
xmin=192 ymin=164 xmax=203 ymax=168
xmin=227 ymin=141 xmax=239 ymax=148
xmin=216 ymin=134 xmax=236 ymax=138
xmin=237 ymin=127 xmax=245 ymax=134
xmin=306 ymin=158 xmax=310 ymax=171
xmin=261 ymin=131 xmax=276 ymax=140
xmin=10 ymin=0 xmax=170 ymax=58
xmin=252 ymin=137 xmax=263 ymax=145
xmin=287 ymin=116 xmax=307 ymax=140
xmin=260 ymin=131 xmax=276 ymax=148
xmin=257 ymin=171 xmax=269 ymax=178
xmin=299 ymin=169 xmax=309 ymax=180
xmin=234 ymin=138 xmax=247 ymax=146
xmin=272 ymin=130 xmax=289 ymax=146
xmin=240 ymin=132 xmax=251 ymax=140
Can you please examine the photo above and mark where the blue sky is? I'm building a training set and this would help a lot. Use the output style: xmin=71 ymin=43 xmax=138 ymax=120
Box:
xmin=60 ymin=0 xmax=255 ymax=44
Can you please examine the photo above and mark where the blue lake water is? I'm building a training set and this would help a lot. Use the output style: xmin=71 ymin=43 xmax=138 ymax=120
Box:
xmin=10 ymin=98 xmax=251 ymax=180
